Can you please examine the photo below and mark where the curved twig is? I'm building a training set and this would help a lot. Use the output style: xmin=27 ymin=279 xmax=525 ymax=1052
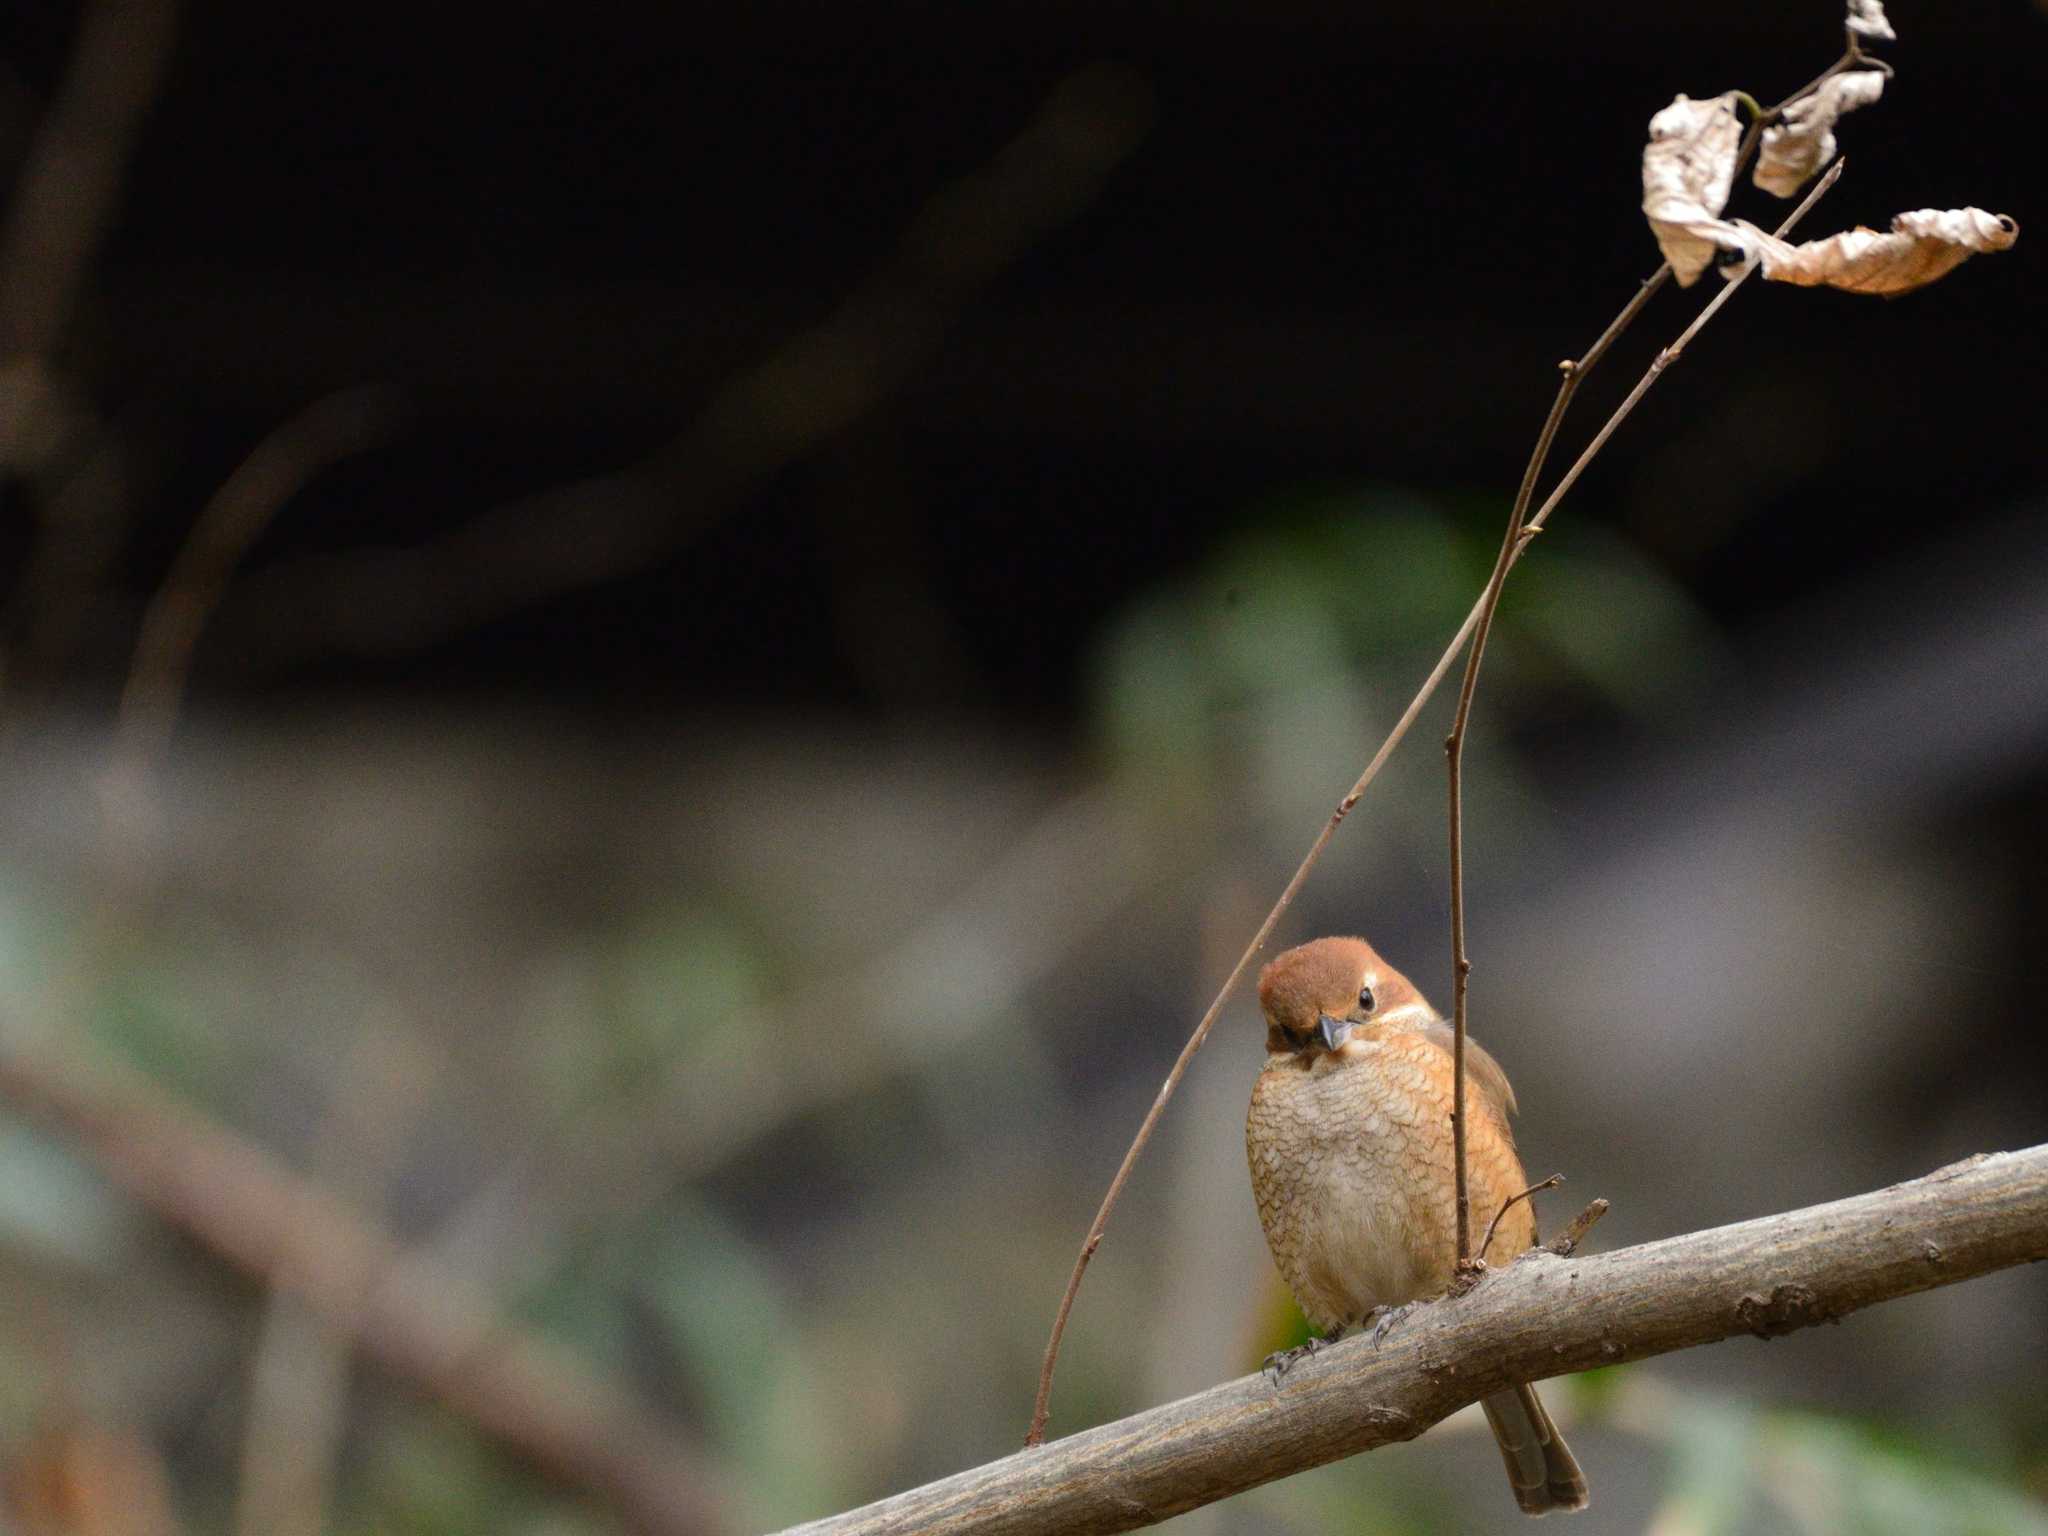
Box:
xmin=1440 ymin=148 xmax=1844 ymax=1273
xmin=1022 ymin=251 xmax=1677 ymax=1454
xmin=113 ymin=387 xmax=394 ymax=766
xmin=1025 ymin=149 xmax=1847 ymax=1449
xmin=1476 ymin=1173 xmax=1564 ymax=1266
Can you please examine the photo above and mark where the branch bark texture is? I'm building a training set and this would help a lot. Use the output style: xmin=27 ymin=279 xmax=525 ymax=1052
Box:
xmin=784 ymin=1146 xmax=2048 ymax=1536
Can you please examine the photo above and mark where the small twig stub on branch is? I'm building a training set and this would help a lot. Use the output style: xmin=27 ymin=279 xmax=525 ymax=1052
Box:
xmin=1548 ymin=1198 xmax=1609 ymax=1258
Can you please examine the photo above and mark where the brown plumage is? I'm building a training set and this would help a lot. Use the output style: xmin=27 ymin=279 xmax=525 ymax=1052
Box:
xmin=1245 ymin=935 xmax=1588 ymax=1517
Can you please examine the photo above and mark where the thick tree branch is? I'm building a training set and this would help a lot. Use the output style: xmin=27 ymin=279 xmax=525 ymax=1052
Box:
xmin=785 ymin=1146 xmax=2048 ymax=1536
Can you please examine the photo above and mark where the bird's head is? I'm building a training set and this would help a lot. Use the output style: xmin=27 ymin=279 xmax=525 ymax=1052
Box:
xmin=1257 ymin=935 xmax=1432 ymax=1059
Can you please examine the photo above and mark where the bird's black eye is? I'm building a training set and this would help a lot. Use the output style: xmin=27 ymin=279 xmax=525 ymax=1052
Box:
xmin=1357 ymin=985 xmax=1377 ymax=1013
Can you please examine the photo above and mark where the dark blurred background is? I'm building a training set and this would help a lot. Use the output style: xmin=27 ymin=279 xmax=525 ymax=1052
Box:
xmin=0 ymin=2 xmax=2043 ymax=1533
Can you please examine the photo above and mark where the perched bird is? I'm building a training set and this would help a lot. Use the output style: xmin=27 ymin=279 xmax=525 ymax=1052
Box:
xmin=1245 ymin=934 xmax=1588 ymax=1516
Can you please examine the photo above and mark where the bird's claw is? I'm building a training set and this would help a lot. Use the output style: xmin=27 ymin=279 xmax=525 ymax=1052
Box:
xmin=1262 ymin=1329 xmax=1344 ymax=1384
xmin=1367 ymin=1302 xmax=1419 ymax=1346
xmin=1261 ymin=1340 xmax=1317 ymax=1383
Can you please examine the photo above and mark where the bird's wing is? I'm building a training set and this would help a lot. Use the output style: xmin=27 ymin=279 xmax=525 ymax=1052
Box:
xmin=1415 ymin=1020 xmax=1519 ymax=1119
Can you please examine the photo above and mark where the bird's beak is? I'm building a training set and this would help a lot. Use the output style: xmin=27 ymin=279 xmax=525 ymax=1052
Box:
xmin=1317 ymin=1014 xmax=1354 ymax=1052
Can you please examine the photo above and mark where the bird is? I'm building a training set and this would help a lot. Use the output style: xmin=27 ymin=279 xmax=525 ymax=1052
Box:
xmin=1245 ymin=934 xmax=1588 ymax=1516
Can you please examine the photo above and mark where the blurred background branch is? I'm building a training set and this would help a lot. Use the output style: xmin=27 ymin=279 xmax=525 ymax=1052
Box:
xmin=112 ymin=386 xmax=393 ymax=769
xmin=412 ymin=782 xmax=1160 ymax=1307
xmin=0 ymin=0 xmax=177 ymax=701
xmin=0 ymin=0 xmax=175 ymax=438
xmin=202 ymin=62 xmax=1154 ymax=671
xmin=0 ymin=1037 xmax=723 ymax=1535
xmin=228 ymin=1016 xmax=435 ymax=1536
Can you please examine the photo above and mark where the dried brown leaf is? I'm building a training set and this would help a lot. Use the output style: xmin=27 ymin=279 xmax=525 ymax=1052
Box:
xmin=1641 ymin=93 xmax=1744 ymax=286
xmin=1846 ymin=0 xmax=1896 ymax=43
xmin=1734 ymin=207 xmax=2017 ymax=295
xmin=1755 ymin=71 xmax=1885 ymax=199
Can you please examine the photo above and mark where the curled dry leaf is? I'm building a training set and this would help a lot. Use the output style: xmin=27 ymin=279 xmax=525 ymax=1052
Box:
xmin=1732 ymin=207 xmax=2017 ymax=296
xmin=1755 ymin=71 xmax=1885 ymax=198
xmin=1846 ymin=0 xmax=1897 ymax=43
xmin=1641 ymin=93 xmax=1743 ymax=286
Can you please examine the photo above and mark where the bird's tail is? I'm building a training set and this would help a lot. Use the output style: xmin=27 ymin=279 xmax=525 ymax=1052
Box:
xmin=1480 ymin=1383 xmax=1589 ymax=1517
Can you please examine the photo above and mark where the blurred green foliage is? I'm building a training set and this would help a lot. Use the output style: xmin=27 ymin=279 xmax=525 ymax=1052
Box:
xmin=1764 ymin=1411 xmax=2048 ymax=1536
xmin=0 ymin=1121 xmax=131 ymax=1274
xmin=1626 ymin=1390 xmax=2048 ymax=1536
xmin=1090 ymin=485 xmax=1725 ymax=789
xmin=536 ymin=906 xmax=767 ymax=1111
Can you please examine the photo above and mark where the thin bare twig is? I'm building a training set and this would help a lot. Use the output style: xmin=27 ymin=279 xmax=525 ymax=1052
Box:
xmin=811 ymin=1148 xmax=2048 ymax=1536
xmin=1441 ymin=153 xmax=1846 ymax=1271
xmin=1025 ymin=128 xmax=1850 ymax=1453
xmin=1442 ymin=350 xmax=1579 ymax=1265
xmin=1523 ymin=158 xmax=1845 ymax=554
xmin=1476 ymin=1173 xmax=1564 ymax=1265
xmin=1021 ymin=276 xmax=1659 ymax=1445
xmin=1440 ymin=51 xmax=1872 ymax=1268
xmin=1436 ymin=276 xmax=1704 ymax=1269
xmin=1729 ymin=32 xmax=1888 ymax=183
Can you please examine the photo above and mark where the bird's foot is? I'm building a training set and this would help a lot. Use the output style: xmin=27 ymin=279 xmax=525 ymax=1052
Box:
xmin=1367 ymin=1301 xmax=1420 ymax=1346
xmin=1262 ymin=1328 xmax=1344 ymax=1384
